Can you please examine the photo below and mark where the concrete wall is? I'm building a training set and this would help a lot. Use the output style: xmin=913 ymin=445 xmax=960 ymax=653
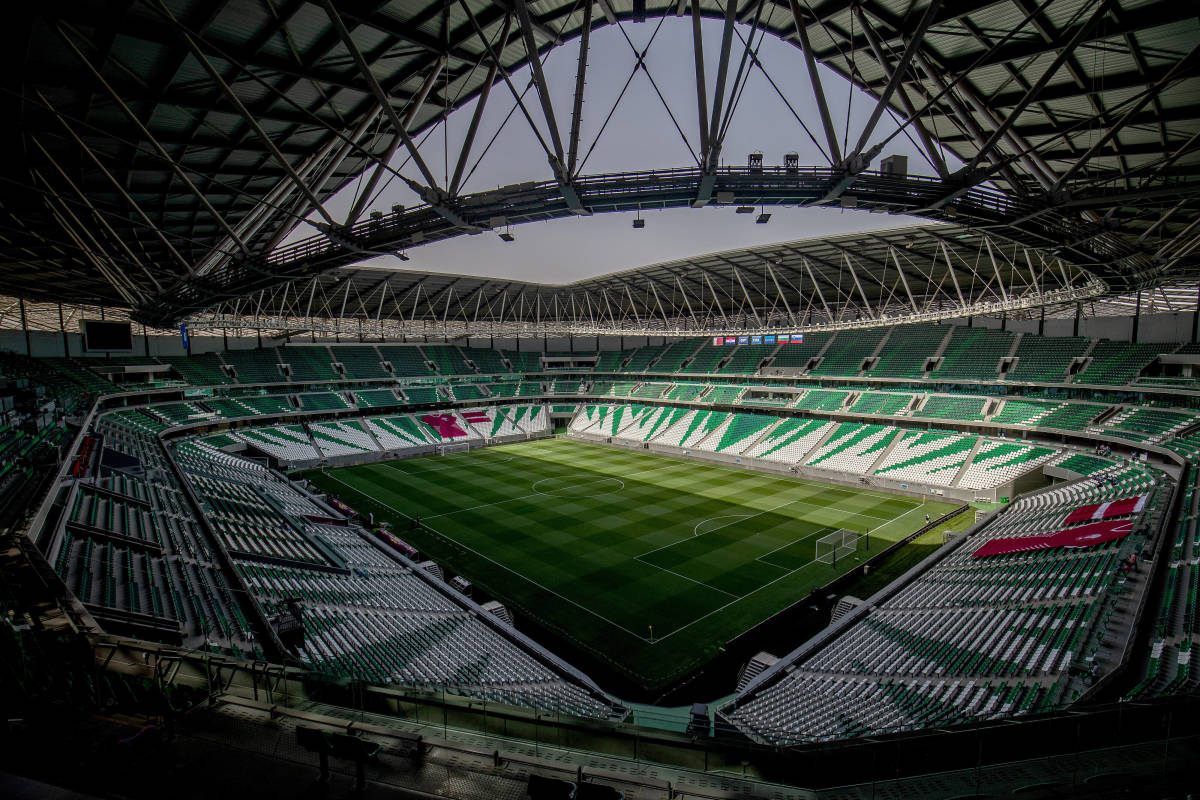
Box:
xmin=950 ymin=311 xmax=1195 ymax=344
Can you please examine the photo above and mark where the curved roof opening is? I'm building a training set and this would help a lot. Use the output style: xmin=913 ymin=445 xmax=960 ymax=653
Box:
xmin=276 ymin=17 xmax=948 ymax=281
xmin=9 ymin=0 xmax=1198 ymax=324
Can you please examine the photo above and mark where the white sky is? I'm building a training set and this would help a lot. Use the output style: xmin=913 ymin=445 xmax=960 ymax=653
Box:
xmin=285 ymin=16 xmax=961 ymax=283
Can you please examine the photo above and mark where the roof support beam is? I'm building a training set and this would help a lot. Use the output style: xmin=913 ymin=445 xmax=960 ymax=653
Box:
xmin=318 ymin=0 xmax=442 ymax=194
xmin=157 ymin=5 xmax=338 ymax=230
xmin=511 ymin=0 xmax=571 ymax=184
xmin=54 ymin=23 xmax=251 ymax=259
xmin=790 ymin=0 xmax=840 ymax=166
xmin=967 ymin=0 xmax=1116 ymax=173
xmin=854 ymin=6 xmax=946 ymax=177
xmin=704 ymin=0 xmax=740 ymax=173
xmin=566 ymin=0 xmax=593 ymax=179
xmin=1053 ymin=43 xmax=1200 ymax=190
xmin=42 ymin=103 xmax=193 ymax=274
xmin=849 ymin=0 xmax=942 ymax=164
xmin=345 ymin=56 xmax=446 ymax=225
xmin=802 ymin=258 xmax=833 ymax=322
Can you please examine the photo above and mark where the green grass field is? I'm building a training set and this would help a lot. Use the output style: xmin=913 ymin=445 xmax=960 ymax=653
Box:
xmin=304 ymin=437 xmax=959 ymax=691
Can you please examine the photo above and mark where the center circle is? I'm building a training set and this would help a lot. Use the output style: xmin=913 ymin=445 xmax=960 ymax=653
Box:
xmin=531 ymin=476 xmax=625 ymax=498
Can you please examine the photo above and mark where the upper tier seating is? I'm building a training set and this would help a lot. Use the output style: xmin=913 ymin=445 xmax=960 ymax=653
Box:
xmin=685 ymin=342 xmax=730 ymax=373
xmin=1005 ymin=336 xmax=1091 ymax=383
xmin=809 ymin=329 xmax=888 ymax=376
xmin=224 ymin=349 xmax=286 ymax=383
xmin=502 ymin=350 xmax=541 ymax=373
xmin=934 ymin=327 xmax=1014 ymax=382
xmin=865 ymin=324 xmax=947 ymax=378
xmin=1074 ymin=341 xmax=1163 ymax=385
xmin=654 ymin=340 xmax=703 ymax=372
xmin=622 ymin=344 xmax=668 ymax=372
xmin=462 ymin=347 xmax=508 ymax=374
xmin=593 ymin=350 xmax=630 ymax=371
xmin=282 ymin=346 xmax=339 ymax=381
xmin=377 ymin=345 xmax=434 ymax=377
xmin=333 ymin=346 xmax=390 ymax=379
xmin=423 ymin=344 xmax=474 ymax=375
xmin=767 ymin=333 xmax=833 ymax=371
xmin=718 ymin=344 xmax=776 ymax=374
xmin=163 ymin=354 xmax=230 ymax=385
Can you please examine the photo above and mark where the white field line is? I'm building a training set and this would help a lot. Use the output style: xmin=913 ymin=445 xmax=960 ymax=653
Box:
xmin=754 ymin=526 xmax=837 ymax=567
xmin=329 ymin=437 xmax=938 ymax=646
xmin=420 ymin=461 xmax=680 ymax=520
xmin=652 ymin=502 xmax=937 ymax=643
xmin=633 ymin=559 xmax=740 ymax=599
xmin=693 ymin=514 xmax=751 ymax=537
xmin=317 ymin=471 xmax=654 ymax=642
xmin=866 ymin=502 xmax=930 ymax=536
xmin=638 ymin=501 xmax=798 ymax=560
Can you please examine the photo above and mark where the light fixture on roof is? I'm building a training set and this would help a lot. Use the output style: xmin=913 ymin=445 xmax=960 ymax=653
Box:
xmin=499 ymin=225 xmax=515 ymax=242
xmin=396 ymin=251 xmax=410 ymax=261
xmin=632 ymin=207 xmax=645 ymax=229
xmin=736 ymin=206 xmax=755 ymax=214
xmin=756 ymin=207 xmax=771 ymax=224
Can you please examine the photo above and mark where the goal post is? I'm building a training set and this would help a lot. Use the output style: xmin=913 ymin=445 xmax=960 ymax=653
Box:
xmin=816 ymin=529 xmax=861 ymax=567
xmin=439 ymin=438 xmax=470 ymax=455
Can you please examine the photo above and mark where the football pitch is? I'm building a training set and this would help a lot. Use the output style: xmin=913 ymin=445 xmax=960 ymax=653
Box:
xmin=304 ymin=437 xmax=960 ymax=691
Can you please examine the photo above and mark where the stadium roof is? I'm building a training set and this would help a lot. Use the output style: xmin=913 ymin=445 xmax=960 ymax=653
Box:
xmin=8 ymin=0 xmax=1199 ymax=327
xmin=180 ymin=223 xmax=1106 ymax=337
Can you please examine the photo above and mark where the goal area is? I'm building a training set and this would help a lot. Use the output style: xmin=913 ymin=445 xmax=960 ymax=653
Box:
xmin=816 ymin=529 xmax=861 ymax=566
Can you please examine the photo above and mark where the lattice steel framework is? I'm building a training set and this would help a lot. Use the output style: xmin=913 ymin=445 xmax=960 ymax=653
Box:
xmin=8 ymin=0 xmax=1199 ymax=328
xmin=179 ymin=225 xmax=1107 ymax=338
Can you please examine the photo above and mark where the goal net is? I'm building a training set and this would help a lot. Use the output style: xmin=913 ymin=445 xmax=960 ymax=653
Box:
xmin=437 ymin=441 xmax=472 ymax=456
xmin=816 ymin=529 xmax=861 ymax=566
